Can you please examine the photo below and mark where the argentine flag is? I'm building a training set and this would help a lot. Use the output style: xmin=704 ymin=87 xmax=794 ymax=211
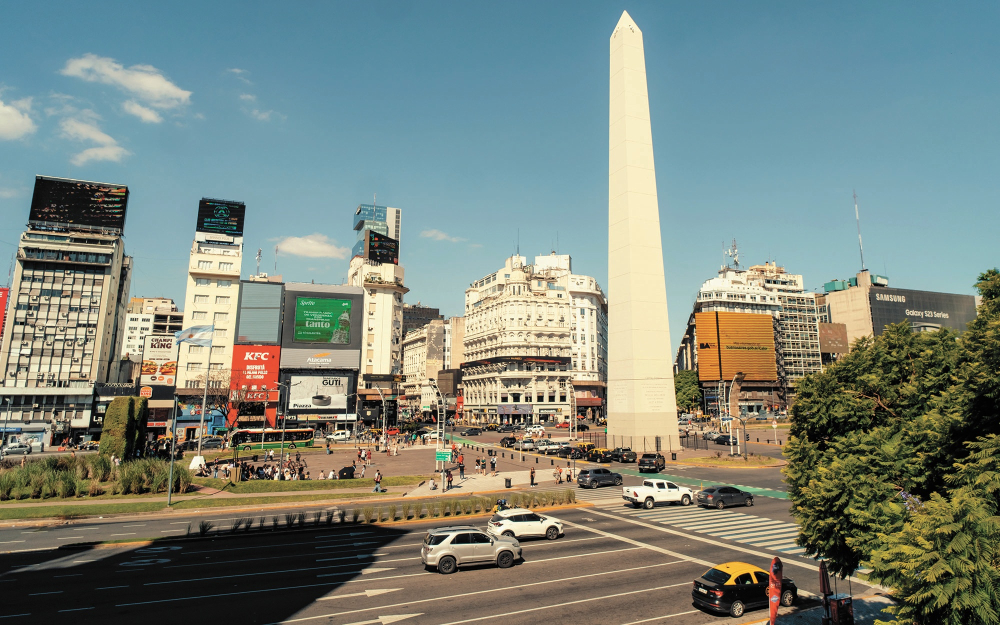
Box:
xmin=175 ymin=325 xmax=215 ymax=347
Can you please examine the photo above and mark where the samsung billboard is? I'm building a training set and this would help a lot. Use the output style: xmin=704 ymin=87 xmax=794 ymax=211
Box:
xmin=870 ymin=288 xmax=977 ymax=335
xmin=280 ymin=283 xmax=362 ymax=369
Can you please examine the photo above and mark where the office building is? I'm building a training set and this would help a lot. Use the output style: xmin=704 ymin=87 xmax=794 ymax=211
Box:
xmin=443 ymin=316 xmax=465 ymax=370
xmin=120 ymin=298 xmax=182 ymax=362
xmin=401 ymin=319 xmax=446 ymax=417
xmin=0 ymin=175 xmax=133 ymax=445
xmin=402 ymin=302 xmax=444 ymax=334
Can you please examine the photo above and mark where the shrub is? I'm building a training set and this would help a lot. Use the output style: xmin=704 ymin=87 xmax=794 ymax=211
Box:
xmin=362 ymin=506 xmax=375 ymax=523
xmin=432 ymin=503 xmax=442 ymax=518
xmin=284 ymin=513 xmax=296 ymax=528
xmin=56 ymin=473 xmax=76 ymax=498
xmin=388 ymin=504 xmax=398 ymax=522
xmin=42 ymin=473 xmax=59 ymax=499
xmin=0 ymin=473 xmax=14 ymax=501
xmin=229 ymin=518 xmax=244 ymax=533
xmin=271 ymin=516 xmax=279 ymax=530
xmin=401 ymin=503 xmax=412 ymax=520
xmin=352 ymin=509 xmax=361 ymax=523
xmin=88 ymin=481 xmax=104 ymax=497
xmin=199 ymin=520 xmax=214 ymax=536
xmin=88 ymin=455 xmax=111 ymax=482
xmin=566 ymin=489 xmax=576 ymax=503
xmin=418 ymin=504 xmax=427 ymax=519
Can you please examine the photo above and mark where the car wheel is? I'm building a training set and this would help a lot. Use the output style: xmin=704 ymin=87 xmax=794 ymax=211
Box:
xmin=716 ymin=500 xmax=726 ymax=510
xmin=746 ymin=496 xmax=754 ymax=507
xmin=643 ymin=497 xmax=655 ymax=510
xmin=614 ymin=476 xmax=622 ymax=486
xmin=243 ymin=445 xmax=251 ymax=451
xmin=502 ymin=530 xmax=515 ymax=538
xmin=496 ymin=551 xmax=514 ymax=568
xmin=780 ymin=589 xmax=795 ymax=606
xmin=681 ymin=494 xmax=691 ymax=506
xmin=590 ymin=481 xmax=599 ymax=489
xmin=729 ymin=600 xmax=745 ymax=617
xmin=437 ymin=556 xmax=457 ymax=574
xmin=288 ymin=443 xmax=296 ymax=449
xmin=545 ymin=526 xmax=559 ymax=540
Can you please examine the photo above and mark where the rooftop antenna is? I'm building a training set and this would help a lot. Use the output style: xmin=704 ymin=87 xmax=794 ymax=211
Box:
xmin=274 ymin=245 xmax=278 ymax=274
xmin=6 ymin=254 xmax=12 ymax=289
xmin=854 ymin=190 xmax=866 ymax=271
xmin=517 ymin=228 xmax=520 ymax=257
xmin=725 ymin=238 xmax=740 ymax=270
xmin=255 ymin=248 xmax=262 ymax=276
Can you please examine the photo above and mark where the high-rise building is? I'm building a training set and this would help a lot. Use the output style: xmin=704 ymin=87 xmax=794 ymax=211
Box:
xmin=401 ymin=319 xmax=446 ymax=417
xmin=0 ymin=175 xmax=133 ymax=445
xmin=352 ymin=204 xmax=400 ymax=259
xmin=443 ymin=316 xmax=465 ymax=370
xmin=606 ymin=12 xmax=679 ymax=449
xmin=176 ymin=199 xmax=245 ymax=397
xmin=461 ymin=254 xmax=607 ymax=424
xmin=120 ymin=298 xmax=182 ymax=363
xmin=402 ymin=302 xmax=444 ymax=334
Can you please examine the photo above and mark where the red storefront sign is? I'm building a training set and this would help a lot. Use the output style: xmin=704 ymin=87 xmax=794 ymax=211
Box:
xmin=229 ymin=345 xmax=281 ymax=427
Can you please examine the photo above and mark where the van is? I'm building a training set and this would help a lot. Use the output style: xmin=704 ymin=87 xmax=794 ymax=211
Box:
xmin=526 ymin=425 xmax=546 ymax=437
xmin=326 ymin=430 xmax=352 ymax=442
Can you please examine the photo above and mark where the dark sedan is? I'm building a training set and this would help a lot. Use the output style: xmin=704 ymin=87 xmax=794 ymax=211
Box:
xmin=586 ymin=448 xmax=613 ymax=463
xmin=460 ymin=428 xmax=482 ymax=436
xmin=499 ymin=436 xmax=517 ymax=448
xmin=696 ymin=485 xmax=754 ymax=509
xmin=609 ymin=447 xmax=636 ymax=463
xmin=692 ymin=561 xmax=796 ymax=617
xmin=715 ymin=434 xmax=736 ymax=445
xmin=556 ymin=446 xmax=585 ymax=459
xmin=498 ymin=424 xmax=514 ymax=433
xmin=576 ymin=423 xmax=590 ymax=431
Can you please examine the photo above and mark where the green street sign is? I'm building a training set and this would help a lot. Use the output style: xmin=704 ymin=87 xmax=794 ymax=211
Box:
xmin=435 ymin=450 xmax=450 ymax=462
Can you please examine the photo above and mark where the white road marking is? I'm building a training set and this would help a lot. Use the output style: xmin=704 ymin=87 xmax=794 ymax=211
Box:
xmin=619 ymin=612 xmax=702 ymax=625
xmin=53 ymin=574 xmax=82 ymax=578
xmin=0 ymin=613 xmax=30 ymax=618
xmin=110 ymin=533 xmax=136 ymax=537
xmin=160 ymin=530 xmax=185 ymax=533
xmin=276 ymin=562 xmax=690 ymax=624
xmin=58 ymin=607 xmax=94 ymax=612
xmin=96 ymin=586 xmax=129 ymax=590
xmin=28 ymin=591 xmax=62 ymax=596
xmin=117 ymin=581 xmax=345 ymax=607
xmin=55 ymin=537 xmax=83 ymax=541
xmin=560 ymin=519 xmax=714 ymax=567
xmin=341 ymin=615 xmax=421 ymax=625
xmin=0 ymin=542 xmax=24 ymax=544
xmin=318 ymin=588 xmax=402 ymax=601
xmin=121 ymin=524 xmax=146 ymax=528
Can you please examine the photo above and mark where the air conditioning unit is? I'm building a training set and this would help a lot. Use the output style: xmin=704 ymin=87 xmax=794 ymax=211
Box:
xmin=72 ymin=357 xmax=80 ymax=362
xmin=60 ymin=313 xmax=67 ymax=318
xmin=26 ymin=312 xmax=34 ymax=317
xmin=32 ymin=404 xmax=39 ymax=409
xmin=87 ymin=328 xmax=95 ymax=334
xmin=30 ymin=296 xmax=38 ymax=301
xmin=90 ymin=298 xmax=98 ymax=304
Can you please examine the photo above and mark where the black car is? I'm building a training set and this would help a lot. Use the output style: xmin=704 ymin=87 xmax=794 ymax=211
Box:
xmin=610 ymin=447 xmax=637 ymax=463
xmin=715 ymin=434 xmax=736 ymax=445
xmin=460 ymin=428 xmax=482 ymax=436
xmin=696 ymin=486 xmax=754 ymax=509
xmin=556 ymin=447 xmax=585 ymax=459
xmin=692 ymin=562 xmax=796 ymax=617
xmin=499 ymin=436 xmax=517 ymax=448
xmin=576 ymin=468 xmax=622 ymax=489
xmin=576 ymin=423 xmax=590 ymax=431
xmin=586 ymin=448 xmax=613 ymax=463
xmin=498 ymin=424 xmax=514 ymax=433
xmin=637 ymin=453 xmax=665 ymax=472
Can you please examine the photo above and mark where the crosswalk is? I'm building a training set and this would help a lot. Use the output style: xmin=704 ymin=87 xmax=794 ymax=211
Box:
xmin=572 ymin=487 xmax=806 ymax=556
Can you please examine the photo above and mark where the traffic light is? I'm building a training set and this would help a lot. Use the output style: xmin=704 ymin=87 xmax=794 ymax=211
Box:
xmin=745 ymin=433 xmax=750 ymax=442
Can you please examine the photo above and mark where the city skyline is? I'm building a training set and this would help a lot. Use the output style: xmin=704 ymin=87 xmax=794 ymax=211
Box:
xmin=1 ymin=2 xmax=998 ymax=347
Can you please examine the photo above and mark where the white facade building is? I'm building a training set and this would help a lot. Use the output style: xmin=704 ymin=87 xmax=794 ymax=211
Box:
xmin=401 ymin=319 xmax=446 ymax=415
xmin=176 ymin=234 xmax=242 ymax=391
xmin=120 ymin=314 xmax=154 ymax=362
xmin=347 ymin=257 xmax=407 ymax=377
xmin=461 ymin=253 xmax=607 ymax=424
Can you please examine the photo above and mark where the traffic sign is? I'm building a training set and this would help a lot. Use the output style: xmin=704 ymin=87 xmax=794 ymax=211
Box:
xmin=771 ymin=419 xmax=778 ymax=429
xmin=435 ymin=450 xmax=450 ymax=462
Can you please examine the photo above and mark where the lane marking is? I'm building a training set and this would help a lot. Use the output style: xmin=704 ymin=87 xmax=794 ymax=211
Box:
xmin=160 ymin=530 xmax=185 ymax=533
xmin=28 ymin=591 xmax=62 ymax=596
xmin=275 ymin=561 xmax=691 ymax=624
xmin=619 ymin=611 xmax=701 ymax=625
xmin=53 ymin=574 xmax=82 ymax=578
xmin=147 ymin=556 xmax=418 ymax=585
xmin=436 ymin=583 xmax=694 ymax=625
xmin=0 ymin=542 xmax=24 ymax=545
xmin=317 ymin=588 xmax=402 ymax=601
xmin=96 ymin=586 xmax=129 ymax=590
xmin=55 ymin=537 xmax=83 ymax=541
xmin=0 ymin=614 xmax=30 ymax=619
xmin=122 ymin=524 xmax=146 ymax=528
xmin=117 ymin=582 xmax=344 ymax=607
xmin=110 ymin=533 xmax=136 ymax=537
xmin=560 ymin=519 xmax=713 ymax=567
xmin=58 ymin=608 xmax=94 ymax=613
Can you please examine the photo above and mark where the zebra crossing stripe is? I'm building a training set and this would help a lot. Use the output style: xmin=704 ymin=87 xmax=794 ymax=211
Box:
xmin=677 ymin=517 xmax=766 ymax=531
xmin=714 ymin=526 xmax=798 ymax=540
xmin=748 ymin=535 xmax=802 ymax=548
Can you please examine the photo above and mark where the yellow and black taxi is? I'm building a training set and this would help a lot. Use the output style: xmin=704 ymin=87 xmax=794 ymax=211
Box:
xmin=691 ymin=561 xmax=797 ymax=617
xmin=576 ymin=441 xmax=597 ymax=454
xmin=586 ymin=447 xmax=613 ymax=463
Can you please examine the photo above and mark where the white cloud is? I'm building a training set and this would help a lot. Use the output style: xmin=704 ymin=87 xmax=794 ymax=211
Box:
xmin=247 ymin=108 xmax=285 ymax=122
xmin=239 ymin=93 xmax=256 ymax=102
xmin=420 ymin=229 xmax=466 ymax=243
xmin=61 ymin=54 xmax=191 ymax=112
xmin=59 ymin=113 xmax=129 ymax=165
xmin=0 ymin=98 xmax=37 ymax=140
xmin=227 ymin=68 xmax=252 ymax=84
xmin=274 ymin=234 xmax=348 ymax=259
xmin=123 ymin=100 xmax=162 ymax=123
xmin=69 ymin=145 xmax=130 ymax=166
xmin=0 ymin=187 xmax=22 ymax=199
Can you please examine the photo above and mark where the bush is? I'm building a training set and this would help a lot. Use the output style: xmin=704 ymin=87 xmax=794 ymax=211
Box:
xmin=0 ymin=473 xmax=13 ymax=501
xmin=401 ymin=503 xmax=412 ymax=520
xmin=88 ymin=455 xmax=111 ymax=482
xmin=88 ymin=481 xmax=104 ymax=497
xmin=362 ymin=506 xmax=375 ymax=523
xmin=56 ymin=473 xmax=76 ymax=498
xmin=388 ymin=504 xmax=398 ymax=522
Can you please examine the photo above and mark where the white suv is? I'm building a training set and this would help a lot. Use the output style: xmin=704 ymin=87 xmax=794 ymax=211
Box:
xmin=487 ymin=508 xmax=563 ymax=540
xmin=526 ymin=425 xmax=546 ymax=437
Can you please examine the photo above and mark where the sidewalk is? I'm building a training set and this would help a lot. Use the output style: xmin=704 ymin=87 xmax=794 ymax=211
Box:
xmin=748 ymin=590 xmax=896 ymax=624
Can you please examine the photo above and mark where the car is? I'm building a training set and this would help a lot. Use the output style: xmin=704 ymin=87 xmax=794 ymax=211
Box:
xmin=369 ymin=428 xmax=383 ymax=436
xmin=497 ymin=424 xmax=514 ymax=433
xmin=692 ymin=561 xmax=797 ymax=617
xmin=623 ymin=479 xmax=695 ymax=508
xmin=460 ymin=428 xmax=482 ymax=436
xmin=79 ymin=440 xmax=100 ymax=451
xmin=696 ymin=486 xmax=754 ymax=509
xmin=421 ymin=526 xmax=522 ymax=574
xmin=715 ymin=434 xmax=736 ymax=445
xmin=514 ymin=438 xmax=536 ymax=451
xmin=586 ymin=448 xmax=613 ymax=463
xmin=487 ymin=508 xmax=564 ymax=540
xmin=424 ymin=431 xmax=441 ymax=440
xmin=702 ymin=430 xmax=721 ymax=440
xmin=577 ymin=442 xmax=596 ymax=453
xmin=637 ymin=453 xmax=666 ymax=473
xmin=609 ymin=447 xmax=637 ymax=463
xmin=3 ymin=442 xmax=31 ymax=456
xmin=545 ymin=442 xmax=570 ymax=456
xmin=556 ymin=446 xmax=585 ymax=459
xmin=576 ymin=467 xmax=622 ymax=489
xmin=386 ymin=428 xmax=400 ymax=436
xmin=200 ymin=438 xmax=224 ymax=450
xmin=526 ymin=425 xmax=546 ymax=437
xmin=485 ymin=423 xmax=500 ymax=431
xmin=576 ymin=424 xmax=590 ymax=431
xmin=326 ymin=430 xmax=352 ymax=442
xmin=499 ymin=436 xmax=517 ymax=448
xmin=554 ymin=422 xmax=570 ymax=429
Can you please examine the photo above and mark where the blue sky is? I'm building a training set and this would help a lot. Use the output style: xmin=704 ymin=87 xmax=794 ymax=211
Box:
xmin=1 ymin=2 xmax=997 ymax=348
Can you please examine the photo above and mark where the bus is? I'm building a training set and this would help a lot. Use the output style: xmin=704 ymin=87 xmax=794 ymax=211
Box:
xmin=230 ymin=428 xmax=316 ymax=451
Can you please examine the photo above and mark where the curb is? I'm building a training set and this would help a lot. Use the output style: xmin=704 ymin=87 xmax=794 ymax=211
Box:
xmin=666 ymin=461 xmax=786 ymax=470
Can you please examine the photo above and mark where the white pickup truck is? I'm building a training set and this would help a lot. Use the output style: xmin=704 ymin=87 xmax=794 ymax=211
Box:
xmin=623 ymin=479 xmax=695 ymax=509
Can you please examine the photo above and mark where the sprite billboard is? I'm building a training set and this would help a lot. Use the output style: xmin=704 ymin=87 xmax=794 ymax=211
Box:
xmin=293 ymin=297 xmax=352 ymax=344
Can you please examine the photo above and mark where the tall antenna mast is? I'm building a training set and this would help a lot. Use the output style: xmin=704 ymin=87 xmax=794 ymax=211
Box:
xmin=255 ymin=248 xmax=262 ymax=276
xmin=516 ymin=228 xmax=520 ymax=257
xmin=854 ymin=190 xmax=866 ymax=271
xmin=274 ymin=245 xmax=278 ymax=274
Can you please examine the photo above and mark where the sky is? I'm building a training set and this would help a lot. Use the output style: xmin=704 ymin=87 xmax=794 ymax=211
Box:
xmin=1 ymin=2 xmax=998 ymax=349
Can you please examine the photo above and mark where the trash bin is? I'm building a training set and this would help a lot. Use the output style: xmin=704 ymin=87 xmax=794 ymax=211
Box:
xmin=504 ymin=477 xmax=512 ymax=488
xmin=547 ymin=433 xmax=552 ymax=439
xmin=252 ymin=454 xmax=259 ymax=462
xmin=671 ymin=452 xmax=677 ymax=461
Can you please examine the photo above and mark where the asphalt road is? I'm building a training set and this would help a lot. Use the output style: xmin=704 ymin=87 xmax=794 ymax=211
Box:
xmin=0 ymin=505 xmax=862 ymax=625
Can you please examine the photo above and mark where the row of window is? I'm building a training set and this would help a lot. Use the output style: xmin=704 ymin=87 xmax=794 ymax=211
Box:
xmin=196 ymin=261 xmax=235 ymax=271
xmin=193 ymin=295 xmax=231 ymax=305
xmin=188 ymin=312 xmax=229 ymax=323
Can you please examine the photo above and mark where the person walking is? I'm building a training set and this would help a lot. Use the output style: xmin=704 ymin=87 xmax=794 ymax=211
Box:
xmin=556 ymin=466 xmax=563 ymax=484
xmin=326 ymin=442 xmax=331 ymax=455
xmin=529 ymin=466 xmax=536 ymax=488
xmin=458 ymin=460 xmax=465 ymax=480
xmin=372 ymin=470 xmax=383 ymax=493
xmin=445 ymin=469 xmax=454 ymax=491
xmin=490 ymin=455 xmax=497 ymax=477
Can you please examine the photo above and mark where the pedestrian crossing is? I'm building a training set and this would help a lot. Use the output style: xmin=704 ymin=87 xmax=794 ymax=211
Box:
xmin=572 ymin=487 xmax=806 ymax=556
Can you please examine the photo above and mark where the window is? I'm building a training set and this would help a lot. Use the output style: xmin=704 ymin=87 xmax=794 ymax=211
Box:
xmin=198 ymin=261 xmax=212 ymax=270
xmin=192 ymin=311 xmax=207 ymax=321
xmin=186 ymin=362 xmax=202 ymax=372
xmin=214 ymin=313 xmax=228 ymax=323
xmin=195 ymin=278 xmax=210 ymax=286
xmin=211 ymin=346 xmax=225 ymax=354
xmin=214 ymin=329 xmax=227 ymax=338
xmin=215 ymin=296 xmax=230 ymax=305
xmin=189 ymin=345 xmax=204 ymax=354
xmin=209 ymin=363 xmax=223 ymax=370
xmin=217 ymin=280 xmax=231 ymax=288
xmin=194 ymin=295 xmax=208 ymax=304
xmin=219 ymin=262 xmax=233 ymax=271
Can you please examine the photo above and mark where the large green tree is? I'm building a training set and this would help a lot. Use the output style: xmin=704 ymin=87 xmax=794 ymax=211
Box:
xmin=784 ymin=269 xmax=1000 ymax=623
xmin=674 ymin=369 xmax=703 ymax=412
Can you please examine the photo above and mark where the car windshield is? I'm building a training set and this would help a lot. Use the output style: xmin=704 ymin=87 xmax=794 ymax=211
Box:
xmin=702 ymin=568 xmax=731 ymax=585
xmin=641 ymin=454 xmax=657 ymax=459
xmin=702 ymin=488 xmax=717 ymax=494
xmin=424 ymin=533 xmax=448 ymax=546
xmin=489 ymin=514 xmax=504 ymax=522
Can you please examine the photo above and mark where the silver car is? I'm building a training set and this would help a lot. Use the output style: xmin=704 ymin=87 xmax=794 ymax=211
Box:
xmin=514 ymin=438 xmax=535 ymax=451
xmin=420 ymin=526 xmax=522 ymax=574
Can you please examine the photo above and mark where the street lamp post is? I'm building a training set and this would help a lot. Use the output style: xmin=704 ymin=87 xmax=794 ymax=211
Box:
xmin=426 ymin=379 xmax=446 ymax=489
xmin=0 ymin=397 xmax=11 ymax=458
xmin=167 ymin=394 xmax=179 ymax=506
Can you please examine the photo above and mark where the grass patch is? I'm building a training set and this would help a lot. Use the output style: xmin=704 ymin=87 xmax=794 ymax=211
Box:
xmin=683 ymin=454 xmax=783 ymax=467
xmin=191 ymin=475 xmax=428 ymax=493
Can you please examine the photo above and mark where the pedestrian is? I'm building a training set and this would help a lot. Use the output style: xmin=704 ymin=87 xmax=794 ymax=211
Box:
xmin=556 ymin=466 xmax=563 ymax=484
xmin=326 ymin=442 xmax=331 ymax=455
xmin=212 ymin=464 xmax=219 ymax=479
xmin=530 ymin=466 xmax=536 ymax=488
xmin=490 ymin=455 xmax=497 ymax=476
xmin=446 ymin=469 xmax=453 ymax=491
xmin=359 ymin=464 xmax=366 ymax=478
xmin=459 ymin=461 xmax=465 ymax=480
xmin=295 ymin=451 xmax=301 ymax=463
xmin=372 ymin=470 xmax=383 ymax=493
xmin=366 ymin=449 xmax=372 ymax=465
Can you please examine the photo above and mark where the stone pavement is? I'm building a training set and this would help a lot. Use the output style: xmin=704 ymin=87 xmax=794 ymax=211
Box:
xmin=748 ymin=591 xmax=896 ymax=624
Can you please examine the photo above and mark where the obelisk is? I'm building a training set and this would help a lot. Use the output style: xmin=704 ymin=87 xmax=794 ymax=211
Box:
xmin=606 ymin=10 xmax=679 ymax=450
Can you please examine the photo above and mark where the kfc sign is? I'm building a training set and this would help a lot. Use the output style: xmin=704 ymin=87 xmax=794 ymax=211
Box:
xmin=229 ymin=345 xmax=281 ymax=427
xmin=243 ymin=351 xmax=271 ymax=361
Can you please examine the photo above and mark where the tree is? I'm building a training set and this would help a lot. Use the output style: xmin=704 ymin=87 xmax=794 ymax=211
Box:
xmin=784 ymin=268 xmax=1000 ymax=622
xmin=98 ymin=397 xmax=148 ymax=460
xmin=674 ymin=369 xmax=703 ymax=412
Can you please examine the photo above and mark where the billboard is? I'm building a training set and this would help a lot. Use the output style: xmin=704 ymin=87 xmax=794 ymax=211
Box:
xmin=235 ymin=281 xmax=283 ymax=344
xmin=818 ymin=323 xmax=850 ymax=354
xmin=292 ymin=296 xmax=352 ymax=344
xmin=695 ymin=311 xmax=777 ymax=382
xmin=29 ymin=176 xmax=129 ymax=234
xmin=229 ymin=345 xmax=281 ymax=427
xmin=869 ymin=287 xmax=977 ymax=335
xmin=196 ymin=198 xmax=245 ymax=237
xmin=140 ymin=335 xmax=178 ymax=386
xmin=288 ymin=375 xmax=349 ymax=412
xmin=365 ymin=231 xmax=399 ymax=265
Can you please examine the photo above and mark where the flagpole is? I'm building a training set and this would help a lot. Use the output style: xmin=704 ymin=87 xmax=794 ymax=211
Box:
xmin=197 ymin=332 xmax=214 ymax=458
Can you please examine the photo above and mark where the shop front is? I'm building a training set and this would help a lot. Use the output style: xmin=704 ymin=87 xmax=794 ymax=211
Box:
xmin=497 ymin=404 xmax=532 ymax=425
